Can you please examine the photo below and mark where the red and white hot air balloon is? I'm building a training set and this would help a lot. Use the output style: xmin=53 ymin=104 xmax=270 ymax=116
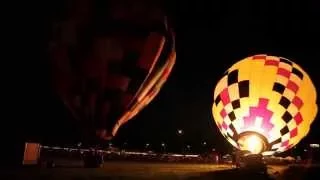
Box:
xmin=49 ymin=0 xmax=176 ymax=141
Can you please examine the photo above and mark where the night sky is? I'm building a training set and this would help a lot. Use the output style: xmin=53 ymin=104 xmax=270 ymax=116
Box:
xmin=10 ymin=0 xmax=319 ymax=154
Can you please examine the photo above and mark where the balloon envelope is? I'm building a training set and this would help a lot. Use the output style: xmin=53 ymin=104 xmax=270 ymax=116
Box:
xmin=49 ymin=0 xmax=176 ymax=141
xmin=212 ymin=54 xmax=317 ymax=154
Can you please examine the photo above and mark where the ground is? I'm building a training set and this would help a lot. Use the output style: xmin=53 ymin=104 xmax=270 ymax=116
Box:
xmin=2 ymin=161 xmax=319 ymax=179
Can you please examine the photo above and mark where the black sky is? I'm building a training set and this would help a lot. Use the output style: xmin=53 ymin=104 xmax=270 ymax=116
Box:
xmin=9 ymin=0 xmax=320 ymax=154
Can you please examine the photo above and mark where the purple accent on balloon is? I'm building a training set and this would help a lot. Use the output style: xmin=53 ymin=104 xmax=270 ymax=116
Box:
xmin=243 ymin=98 xmax=274 ymax=138
xmin=281 ymin=140 xmax=289 ymax=147
xmin=222 ymin=121 xmax=228 ymax=130
xmin=220 ymin=109 xmax=227 ymax=118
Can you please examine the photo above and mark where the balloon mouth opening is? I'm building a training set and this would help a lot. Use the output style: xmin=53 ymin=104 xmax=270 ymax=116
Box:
xmin=237 ymin=132 xmax=268 ymax=154
xmin=96 ymin=129 xmax=114 ymax=141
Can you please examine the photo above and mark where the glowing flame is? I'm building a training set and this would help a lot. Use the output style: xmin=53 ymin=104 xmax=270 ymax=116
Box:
xmin=239 ymin=134 xmax=264 ymax=154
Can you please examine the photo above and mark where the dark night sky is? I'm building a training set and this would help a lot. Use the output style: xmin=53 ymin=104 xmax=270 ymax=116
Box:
xmin=9 ymin=0 xmax=320 ymax=154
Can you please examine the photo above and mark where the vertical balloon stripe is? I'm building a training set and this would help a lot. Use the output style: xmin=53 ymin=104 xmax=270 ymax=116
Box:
xmin=137 ymin=32 xmax=165 ymax=71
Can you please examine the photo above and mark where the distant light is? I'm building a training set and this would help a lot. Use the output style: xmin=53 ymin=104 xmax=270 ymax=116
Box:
xmin=161 ymin=143 xmax=165 ymax=147
xmin=171 ymin=154 xmax=184 ymax=157
xmin=310 ymin=144 xmax=320 ymax=148
xmin=304 ymin=149 xmax=307 ymax=152
xmin=145 ymin=143 xmax=150 ymax=148
xmin=126 ymin=151 xmax=148 ymax=156
xmin=185 ymin=154 xmax=200 ymax=158
xmin=202 ymin=141 xmax=207 ymax=146
xmin=177 ymin=129 xmax=184 ymax=135
xmin=52 ymin=146 xmax=62 ymax=150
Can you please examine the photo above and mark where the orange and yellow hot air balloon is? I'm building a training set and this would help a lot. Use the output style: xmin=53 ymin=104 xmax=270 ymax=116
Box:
xmin=212 ymin=54 xmax=317 ymax=155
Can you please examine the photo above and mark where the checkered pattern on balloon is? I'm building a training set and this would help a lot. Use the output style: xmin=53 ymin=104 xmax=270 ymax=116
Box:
xmin=212 ymin=54 xmax=317 ymax=154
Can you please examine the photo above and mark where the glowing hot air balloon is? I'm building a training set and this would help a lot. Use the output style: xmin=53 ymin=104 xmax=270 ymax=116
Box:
xmin=49 ymin=0 xmax=176 ymax=141
xmin=212 ymin=54 xmax=317 ymax=155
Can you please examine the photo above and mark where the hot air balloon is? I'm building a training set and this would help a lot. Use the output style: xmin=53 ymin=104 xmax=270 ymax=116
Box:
xmin=49 ymin=0 xmax=176 ymax=141
xmin=212 ymin=54 xmax=317 ymax=155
